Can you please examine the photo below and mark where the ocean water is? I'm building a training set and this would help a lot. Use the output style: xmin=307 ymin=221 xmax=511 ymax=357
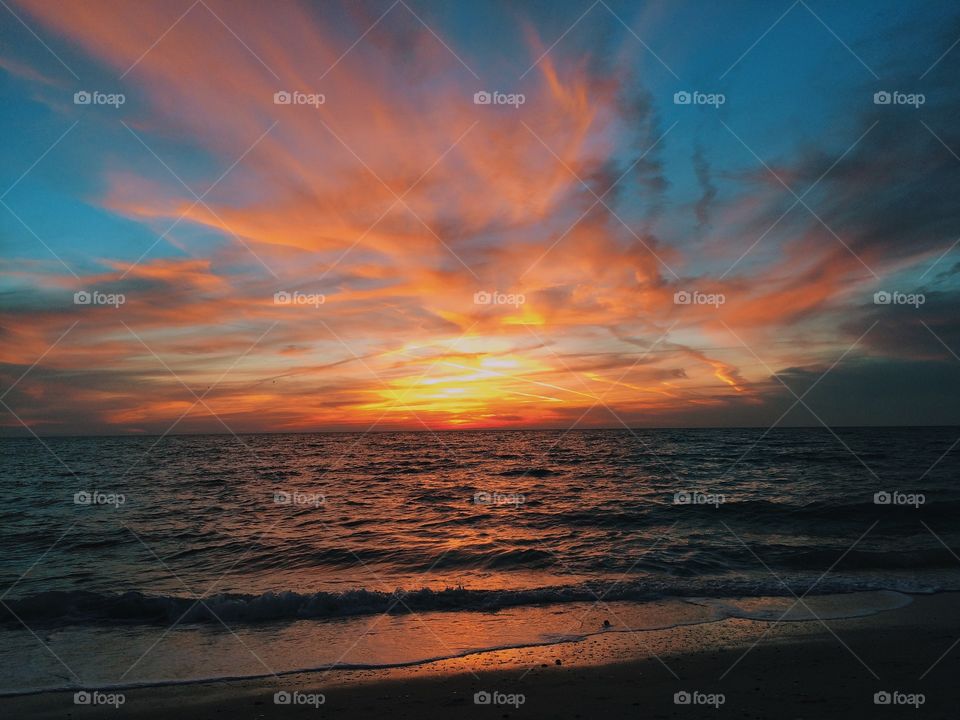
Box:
xmin=0 ymin=427 xmax=957 ymax=693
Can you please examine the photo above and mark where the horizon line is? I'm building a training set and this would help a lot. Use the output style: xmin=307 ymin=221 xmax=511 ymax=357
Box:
xmin=2 ymin=423 xmax=958 ymax=441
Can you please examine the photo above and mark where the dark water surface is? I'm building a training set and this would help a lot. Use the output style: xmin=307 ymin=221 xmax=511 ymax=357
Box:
xmin=1 ymin=428 xmax=957 ymax=690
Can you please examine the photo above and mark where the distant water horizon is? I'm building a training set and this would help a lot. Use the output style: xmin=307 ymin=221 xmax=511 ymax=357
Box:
xmin=2 ymin=427 xmax=957 ymax=691
xmin=3 ymin=423 xmax=959 ymax=440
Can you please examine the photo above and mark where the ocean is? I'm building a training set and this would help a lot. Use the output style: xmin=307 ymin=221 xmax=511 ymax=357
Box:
xmin=1 ymin=427 xmax=957 ymax=693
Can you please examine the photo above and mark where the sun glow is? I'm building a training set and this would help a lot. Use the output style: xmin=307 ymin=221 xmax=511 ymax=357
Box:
xmin=363 ymin=340 xmax=565 ymax=424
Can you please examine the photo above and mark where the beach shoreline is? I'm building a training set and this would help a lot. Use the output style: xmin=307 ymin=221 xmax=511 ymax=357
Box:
xmin=5 ymin=591 xmax=957 ymax=719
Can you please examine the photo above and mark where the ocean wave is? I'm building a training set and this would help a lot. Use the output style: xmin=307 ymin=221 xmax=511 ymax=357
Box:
xmin=776 ymin=547 xmax=960 ymax=570
xmin=518 ymin=499 xmax=960 ymax=531
xmin=0 ymin=579 xmax=944 ymax=627
xmin=497 ymin=467 xmax=558 ymax=477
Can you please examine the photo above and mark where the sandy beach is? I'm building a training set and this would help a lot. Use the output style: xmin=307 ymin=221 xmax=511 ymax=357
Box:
xmin=4 ymin=592 xmax=957 ymax=719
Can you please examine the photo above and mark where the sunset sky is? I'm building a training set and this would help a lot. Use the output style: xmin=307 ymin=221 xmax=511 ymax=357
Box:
xmin=1 ymin=0 xmax=959 ymax=436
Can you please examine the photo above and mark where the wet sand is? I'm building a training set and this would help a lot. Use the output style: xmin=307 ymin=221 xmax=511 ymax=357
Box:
xmin=4 ymin=592 xmax=958 ymax=719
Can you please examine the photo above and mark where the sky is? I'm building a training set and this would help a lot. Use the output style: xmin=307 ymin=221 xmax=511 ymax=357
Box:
xmin=1 ymin=0 xmax=959 ymax=436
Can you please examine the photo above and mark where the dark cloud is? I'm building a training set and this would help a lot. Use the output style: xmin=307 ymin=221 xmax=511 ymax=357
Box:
xmin=768 ymin=358 xmax=960 ymax=427
xmin=782 ymin=19 xmax=960 ymax=273
xmin=844 ymin=289 xmax=960 ymax=362
xmin=692 ymin=145 xmax=717 ymax=230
